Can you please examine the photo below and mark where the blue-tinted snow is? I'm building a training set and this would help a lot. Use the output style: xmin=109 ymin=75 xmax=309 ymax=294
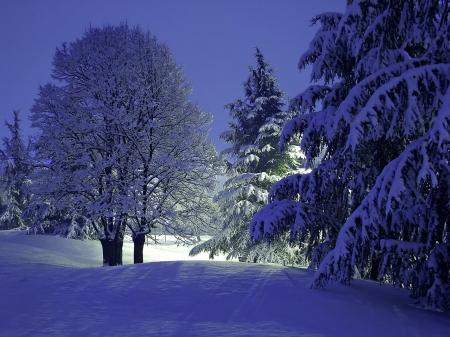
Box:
xmin=0 ymin=230 xmax=449 ymax=336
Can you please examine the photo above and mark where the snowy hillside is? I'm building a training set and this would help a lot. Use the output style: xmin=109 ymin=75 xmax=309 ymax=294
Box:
xmin=0 ymin=230 xmax=448 ymax=337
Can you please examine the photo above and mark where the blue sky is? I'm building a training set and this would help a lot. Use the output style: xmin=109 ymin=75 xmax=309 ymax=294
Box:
xmin=0 ymin=0 xmax=346 ymax=152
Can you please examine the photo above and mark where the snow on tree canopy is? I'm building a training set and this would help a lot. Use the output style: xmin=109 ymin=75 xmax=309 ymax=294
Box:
xmin=251 ymin=0 xmax=450 ymax=310
xmin=312 ymin=89 xmax=450 ymax=309
xmin=190 ymin=48 xmax=304 ymax=264
xmin=28 ymin=23 xmax=222 ymax=265
xmin=0 ymin=111 xmax=32 ymax=231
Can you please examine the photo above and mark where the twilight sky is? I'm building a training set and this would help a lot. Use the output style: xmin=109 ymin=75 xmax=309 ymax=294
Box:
xmin=0 ymin=0 xmax=346 ymax=152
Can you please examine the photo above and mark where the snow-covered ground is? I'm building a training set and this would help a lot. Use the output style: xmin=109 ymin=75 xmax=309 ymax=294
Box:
xmin=0 ymin=230 xmax=449 ymax=337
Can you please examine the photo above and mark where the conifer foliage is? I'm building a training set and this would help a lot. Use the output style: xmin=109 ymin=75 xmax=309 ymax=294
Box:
xmin=0 ymin=111 xmax=31 ymax=230
xmin=191 ymin=48 xmax=302 ymax=263
xmin=250 ymin=0 xmax=450 ymax=310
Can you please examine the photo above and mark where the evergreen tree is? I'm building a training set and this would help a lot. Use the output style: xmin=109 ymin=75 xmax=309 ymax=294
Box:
xmin=251 ymin=0 xmax=450 ymax=310
xmin=191 ymin=48 xmax=302 ymax=263
xmin=0 ymin=110 xmax=31 ymax=230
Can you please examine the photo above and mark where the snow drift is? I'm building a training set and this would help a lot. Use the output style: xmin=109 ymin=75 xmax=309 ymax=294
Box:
xmin=0 ymin=230 xmax=448 ymax=336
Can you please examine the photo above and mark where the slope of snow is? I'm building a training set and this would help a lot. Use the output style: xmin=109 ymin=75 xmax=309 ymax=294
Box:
xmin=0 ymin=230 xmax=449 ymax=337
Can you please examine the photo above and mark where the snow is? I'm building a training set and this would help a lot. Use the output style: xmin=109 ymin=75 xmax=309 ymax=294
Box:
xmin=1 ymin=230 xmax=449 ymax=336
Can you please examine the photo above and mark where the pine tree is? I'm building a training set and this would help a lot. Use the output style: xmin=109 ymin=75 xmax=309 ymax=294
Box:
xmin=191 ymin=48 xmax=302 ymax=263
xmin=0 ymin=110 xmax=31 ymax=230
xmin=251 ymin=0 xmax=450 ymax=310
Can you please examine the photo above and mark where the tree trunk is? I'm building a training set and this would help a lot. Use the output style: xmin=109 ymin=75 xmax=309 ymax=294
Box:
xmin=117 ymin=240 xmax=123 ymax=265
xmin=109 ymin=235 xmax=124 ymax=266
xmin=133 ymin=233 xmax=146 ymax=264
xmin=100 ymin=237 xmax=123 ymax=266
xmin=109 ymin=239 xmax=118 ymax=266
xmin=370 ymin=254 xmax=381 ymax=281
xmin=100 ymin=239 xmax=111 ymax=266
xmin=111 ymin=238 xmax=122 ymax=266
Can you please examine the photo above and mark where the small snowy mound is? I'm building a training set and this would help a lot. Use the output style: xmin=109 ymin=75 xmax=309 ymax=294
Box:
xmin=0 ymin=230 xmax=448 ymax=337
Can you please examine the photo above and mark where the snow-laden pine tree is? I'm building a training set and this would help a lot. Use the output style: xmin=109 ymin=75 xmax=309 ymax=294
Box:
xmin=250 ymin=0 xmax=450 ymax=310
xmin=27 ymin=24 xmax=222 ymax=265
xmin=0 ymin=111 xmax=31 ymax=230
xmin=191 ymin=48 xmax=303 ymax=263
